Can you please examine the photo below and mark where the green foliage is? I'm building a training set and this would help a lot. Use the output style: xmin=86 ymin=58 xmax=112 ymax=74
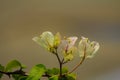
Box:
xmin=65 ymin=73 xmax=76 ymax=80
xmin=18 ymin=76 xmax=28 ymax=80
xmin=46 ymin=67 xmax=68 ymax=76
xmin=59 ymin=74 xmax=76 ymax=80
xmin=46 ymin=68 xmax=59 ymax=76
xmin=62 ymin=67 xmax=68 ymax=74
xmin=26 ymin=64 xmax=46 ymax=80
xmin=49 ymin=75 xmax=58 ymax=80
xmin=0 ymin=64 xmax=4 ymax=78
xmin=12 ymin=74 xmax=25 ymax=80
xmin=0 ymin=31 xmax=100 ymax=80
xmin=47 ymin=67 xmax=71 ymax=80
xmin=48 ymin=73 xmax=76 ymax=80
xmin=5 ymin=60 xmax=24 ymax=72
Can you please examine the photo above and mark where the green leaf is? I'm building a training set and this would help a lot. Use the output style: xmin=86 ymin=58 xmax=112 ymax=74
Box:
xmin=18 ymin=76 xmax=28 ymax=80
xmin=46 ymin=69 xmax=53 ymax=76
xmin=20 ymin=64 xmax=26 ymax=69
xmin=52 ymin=68 xmax=59 ymax=75
xmin=0 ymin=64 xmax=4 ymax=78
xmin=46 ymin=68 xmax=59 ymax=76
xmin=59 ymin=77 xmax=67 ymax=80
xmin=46 ymin=67 xmax=68 ymax=76
xmin=12 ymin=74 xmax=23 ymax=80
xmin=5 ymin=60 xmax=22 ymax=72
xmin=49 ymin=75 xmax=58 ymax=80
xmin=62 ymin=67 xmax=68 ymax=74
xmin=58 ymin=74 xmax=76 ymax=80
xmin=26 ymin=64 xmax=46 ymax=80
xmin=66 ymin=73 xmax=76 ymax=80
xmin=12 ymin=74 xmax=27 ymax=80
xmin=58 ymin=73 xmax=76 ymax=80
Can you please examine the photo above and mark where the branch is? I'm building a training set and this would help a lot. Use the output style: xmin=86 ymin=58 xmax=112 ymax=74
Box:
xmin=0 ymin=70 xmax=26 ymax=77
xmin=0 ymin=70 xmax=50 ymax=78
xmin=69 ymin=47 xmax=86 ymax=73
xmin=54 ymin=48 xmax=63 ymax=77
xmin=55 ymin=52 xmax=61 ymax=66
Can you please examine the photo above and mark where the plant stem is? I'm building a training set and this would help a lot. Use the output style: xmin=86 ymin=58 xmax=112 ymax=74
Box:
xmin=54 ymin=49 xmax=62 ymax=77
xmin=0 ymin=70 xmax=27 ymax=77
xmin=69 ymin=47 xmax=86 ymax=73
xmin=55 ymin=53 xmax=62 ymax=76
xmin=55 ymin=52 xmax=61 ymax=67
xmin=69 ymin=56 xmax=85 ymax=73
xmin=0 ymin=70 xmax=50 ymax=78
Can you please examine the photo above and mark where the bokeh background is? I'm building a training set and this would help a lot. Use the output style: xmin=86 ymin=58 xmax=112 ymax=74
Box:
xmin=0 ymin=0 xmax=120 ymax=80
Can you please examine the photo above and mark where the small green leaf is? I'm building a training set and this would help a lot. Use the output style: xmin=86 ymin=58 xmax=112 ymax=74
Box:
xmin=59 ymin=77 xmax=67 ymax=80
xmin=49 ymin=75 xmax=58 ymax=80
xmin=52 ymin=68 xmax=59 ymax=75
xmin=12 ymin=74 xmax=27 ymax=80
xmin=5 ymin=60 xmax=22 ymax=72
xmin=66 ymin=73 xmax=76 ymax=80
xmin=21 ymin=64 xmax=26 ymax=69
xmin=46 ymin=67 xmax=68 ymax=76
xmin=26 ymin=64 xmax=46 ymax=80
xmin=62 ymin=67 xmax=68 ymax=74
xmin=18 ymin=76 xmax=28 ymax=80
xmin=0 ymin=64 xmax=4 ymax=78
xmin=46 ymin=69 xmax=53 ymax=76
xmin=12 ymin=74 xmax=23 ymax=80
xmin=46 ymin=68 xmax=59 ymax=76
xmin=58 ymin=73 xmax=76 ymax=80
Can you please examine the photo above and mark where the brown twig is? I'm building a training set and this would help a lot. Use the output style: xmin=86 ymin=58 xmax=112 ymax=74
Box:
xmin=69 ymin=47 xmax=86 ymax=73
xmin=0 ymin=70 xmax=51 ymax=78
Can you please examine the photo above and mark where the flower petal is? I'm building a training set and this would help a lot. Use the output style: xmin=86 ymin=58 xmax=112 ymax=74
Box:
xmin=54 ymin=32 xmax=61 ymax=47
xmin=32 ymin=31 xmax=55 ymax=51
xmin=59 ymin=37 xmax=78 ymax=61
xmin=40 ymin=31 xmax=54 ymax=47
xmin=32 ymin=37 xmax=48 ymax=50
xmin=78 ymin=36 xmax=100 ymax=59
xmin=67 ymin=37 xmax=78 ymax=50
xmin=87 ymin=41 xmax=100 ymax=58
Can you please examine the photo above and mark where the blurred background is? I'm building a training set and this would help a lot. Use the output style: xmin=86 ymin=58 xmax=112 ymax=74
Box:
xmin=0 ymin=0 xmax=120 ymax=80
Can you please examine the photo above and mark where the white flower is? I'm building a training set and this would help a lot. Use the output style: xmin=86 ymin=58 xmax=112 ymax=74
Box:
xmin=78 ymin=37 xmax=100 ymax=58
xmin=32 ymin=31 xmax=61 ymax=52
xmin=60 ymin=37 xmax=78 ymax=61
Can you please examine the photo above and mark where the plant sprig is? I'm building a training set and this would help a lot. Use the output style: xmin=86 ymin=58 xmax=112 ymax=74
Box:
xmin=0 ymin=31 xmax=100 ymax=80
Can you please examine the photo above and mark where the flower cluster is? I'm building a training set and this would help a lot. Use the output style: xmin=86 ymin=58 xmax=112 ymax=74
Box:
xmin=32 ymin=31 xmax=100 ymax=61
xmin=0 ymin=31 xmax=100 ymax=80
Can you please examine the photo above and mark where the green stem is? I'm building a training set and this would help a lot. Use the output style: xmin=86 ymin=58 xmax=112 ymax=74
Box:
xmin=69 ymin=47 xmax=86 ymax=73
xmin=69 ymin=56 xmax=85 ymax=74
